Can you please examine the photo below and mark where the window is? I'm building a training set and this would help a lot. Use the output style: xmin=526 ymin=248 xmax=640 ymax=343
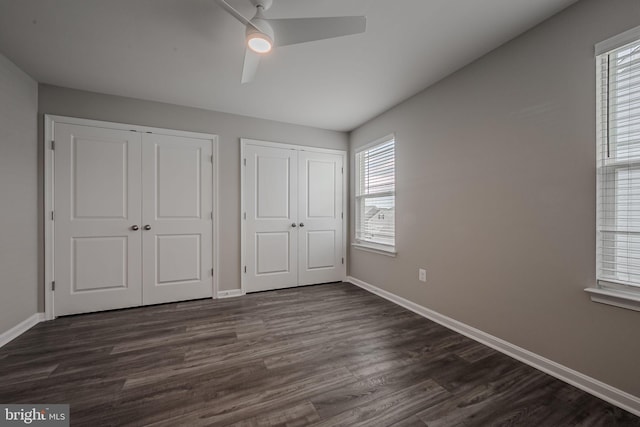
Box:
xmin=354 ymin=135 xmax=395 ymax=254
xmin=591 ymin=26 xmax=640 ymax=310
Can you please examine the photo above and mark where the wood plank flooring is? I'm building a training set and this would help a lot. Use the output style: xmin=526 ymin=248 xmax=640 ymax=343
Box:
xmin=0 ymin=282 xmax=638 ymax=426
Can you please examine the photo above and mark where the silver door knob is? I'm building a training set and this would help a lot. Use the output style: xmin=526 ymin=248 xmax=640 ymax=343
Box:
xmin=291 ymin=223 xmax=297 ymax=228
xmin=131 ymin=225 xmax=139 ymax=231
xmin=299 ymin=223 xmax=305 ymax=227
xmin=144 ymin=225 xmax=151 ymax=231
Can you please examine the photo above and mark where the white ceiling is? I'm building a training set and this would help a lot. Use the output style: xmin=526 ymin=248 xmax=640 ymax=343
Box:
xmin=0 ymin=0 xmax=578 ymax=131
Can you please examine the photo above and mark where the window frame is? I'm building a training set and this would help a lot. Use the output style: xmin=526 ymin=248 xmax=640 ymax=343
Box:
xmin=588 ymin=25 xmax=640 ymax=312
xmin=353 ymin=134 xmax=397 ymax=256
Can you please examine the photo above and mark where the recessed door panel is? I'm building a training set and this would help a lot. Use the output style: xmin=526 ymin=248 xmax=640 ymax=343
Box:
xmin=307 ymin=160 xmax=336 ymax=218
xmin=54 ymin=123 xmax=143 ymax=316
xmin=257 ymin=232 xmax=290 ymax=274
xmin=73 ymin=138 xmax=127 ymax=219
xmin=72 ymin=237 xmax=128 ymax=292
xmin=244 ymin=144 xmax=298 ymax=292
xmin=257 ymin=156 xmax=291 ymax=219
xmin=157 ymin=235 xmax=201 ymax=284
xmin=306 ymin=231 xmax=336 ymax=270
xmin=142 ymin=133 xmax=213 ymax=305
xmin=157 ymin=146 xmax=201 ymax=219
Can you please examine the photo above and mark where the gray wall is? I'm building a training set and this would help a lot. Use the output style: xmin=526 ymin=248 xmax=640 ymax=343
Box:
xmin=0 ymin=53 xmax=38 ymax=333
xmin=349 ymin=0 xmax=640 ymax=398
xmin=37 ymin=84 xmax=348 ymax=309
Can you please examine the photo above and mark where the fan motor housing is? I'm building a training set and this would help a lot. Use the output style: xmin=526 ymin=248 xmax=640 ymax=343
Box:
xmin=250 ymin=0 xmax=273 ymax=11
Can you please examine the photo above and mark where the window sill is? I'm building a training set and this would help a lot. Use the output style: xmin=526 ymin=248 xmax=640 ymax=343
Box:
xmin=584 ymin=287 xmax=640 ymax=312
xmin=352 ymin=243 xmax=397 ymax=257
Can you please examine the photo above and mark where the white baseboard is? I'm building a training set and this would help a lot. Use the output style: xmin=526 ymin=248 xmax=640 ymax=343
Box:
xmin=346 ymin=276 xmax=640 ymax=417
xmin=0 ymin=313 xmax=45 ymax=348
xmin=217 ymin=289 xmax=245 ymax=299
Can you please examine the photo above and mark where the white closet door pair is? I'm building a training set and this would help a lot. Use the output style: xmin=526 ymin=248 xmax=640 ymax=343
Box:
xmin=243 ymin=143 xmax=345 ymax=293
xmin=53 ymin=123 xmax=213 ymax=316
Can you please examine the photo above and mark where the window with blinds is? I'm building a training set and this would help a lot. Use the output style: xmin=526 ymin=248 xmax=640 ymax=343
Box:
xmin=355 ymin=136 xmax=395 ymax=252
xmin=597 ymin=36 xmax=640 ymax=291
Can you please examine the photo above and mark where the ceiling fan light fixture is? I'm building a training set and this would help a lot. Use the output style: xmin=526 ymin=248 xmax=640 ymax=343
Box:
xmin=247 ymin=33 xmax=272 ymax=53
xmin=246 ymin=16 xmax=274 ymax=54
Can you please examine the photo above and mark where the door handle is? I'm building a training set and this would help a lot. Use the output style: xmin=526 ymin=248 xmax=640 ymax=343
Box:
xmin=291 ymin=223 xmax=297 ymax=228
xmin=131 ymin=225 xmax=139 ymax=231
xmin=299 ymin=223 xmax=304 ymax=227
xmin=144 ymin=225 xmax=151 ymax=231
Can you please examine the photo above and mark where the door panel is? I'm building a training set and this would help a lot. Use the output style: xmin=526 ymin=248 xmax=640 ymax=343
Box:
xmin=257 ymin=156 xmax=291 ymax=218
xmin=72 ymin=237 xmax=128 ymax=291
xmin=306 ymin=231 xmax=336 ymax=269
xmin=298 ymin=151 xmax=344 ymax=285
xmin=245 ymin=145 xmax=298 ymax=292
xmin=142 ymin=133 xmax=213 ymax=305
xmin=307 ymin=160 xmax=336 ymax=218
xmin=72 ymin=138 xmax=128 ymax=218
xmin=156 ymin=146 xmax=202 ymax=219
xmin=156 ymin=234 xmax=201 ymax=284
xmin=54 ymin=124 xmax=143 ymax=316
xmin=256 ymin=232 xmax=291 ymax=274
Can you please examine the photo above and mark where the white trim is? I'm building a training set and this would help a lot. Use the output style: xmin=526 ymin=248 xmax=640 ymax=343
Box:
xmin=242 ymin=138 xmax=347 ymax=156
xmin=585 ymin=287 xmax=640 ymax=312
xmin=212 ymin=139 xmax=221 ymax=300
xmin=240 ymin=140 xmax=246 ymax=294
xmin=354 ymin=133 xmax=395 ymax=153
xmin=44 ymin=115 xmax=55 ymax=320
xmin=44 ymin=115 xmax=220 ymax=318
xmin=43 ymin=115 xmax=218 ymax=141
xmin=351 ymin=242 xmax=397 ymax=257
xmin=596 ymin=24 xmax=640 ymax=56
xmin=240 ymin=138 xmax=348 ymax=294
xmin=0 ymin=313 xmax=45 ymax=348
xmin=217 ymin=289 xmax=246 ymax=299
xmin=346 ymin=276 xmax=640 ymax=417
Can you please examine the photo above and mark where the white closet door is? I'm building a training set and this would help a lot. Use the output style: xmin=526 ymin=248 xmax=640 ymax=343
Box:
xmin=141 ymin=133 xmax=213 ymax=305
xmin=244 ymin=145 xmax=299 ymax=292
xmin=298 ymin=151 xmax=344 ymax=285
xmin=53 ymin=124 xmax=143 ymax=316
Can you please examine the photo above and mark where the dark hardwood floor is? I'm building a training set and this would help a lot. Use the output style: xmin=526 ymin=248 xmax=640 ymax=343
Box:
xmin=0 ymin=282 xmax=638 ymax=426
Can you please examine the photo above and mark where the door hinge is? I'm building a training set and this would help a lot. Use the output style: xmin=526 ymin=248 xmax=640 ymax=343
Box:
xmin=51 ymin=211 xmax=55 ymax=221
xmin=341 ymin=167 xmax=343 ymax=174
xmin=243 ymin=212 xmax=246 ymax=220
xmin=243 ymin=158 xmax=247 ymax=166
xmin=211 ymin=268 xmax=214 ymax=276
xmin=341 ymin=212 xmax=343 ymax=219
xmin=210 ymin=155 xmax=214 ymax=163
xmin=244 ymin=266 xmax=247 ymax=273
xmin=50 ymin=140 xmax=55 ymax=150
xmin=51 ymin=281 xmax=55 ymax=291
xmin=210 ymin=211 xmax=213 ymax=220
xmin=342 ymin=258 xmax=344 ymax=265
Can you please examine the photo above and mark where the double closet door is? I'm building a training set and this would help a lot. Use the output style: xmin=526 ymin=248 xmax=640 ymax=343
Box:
xmin=243 ymin=141 xmax=345 ymax=293
xmin=53 ymin=123 xmax=213 ymax=316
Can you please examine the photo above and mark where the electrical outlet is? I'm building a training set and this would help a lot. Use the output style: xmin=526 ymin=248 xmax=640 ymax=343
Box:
xmin=419 ymin=268 xmax=427 ymax=282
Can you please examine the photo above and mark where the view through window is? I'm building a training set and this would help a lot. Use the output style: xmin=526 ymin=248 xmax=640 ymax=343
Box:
xmin=597 ymin=37 xmax=640 ymax=291
xmin=355 ymin=137 xmax=395 ymax=251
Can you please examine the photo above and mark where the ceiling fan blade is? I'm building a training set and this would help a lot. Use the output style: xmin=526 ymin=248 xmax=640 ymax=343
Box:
xmin=216 ymin=0 xmax=261 ymax=32
xmin=268 ymin=16 xmax=366 ymax=47
xmin=242 ymin=48 xmax=261 ymax=84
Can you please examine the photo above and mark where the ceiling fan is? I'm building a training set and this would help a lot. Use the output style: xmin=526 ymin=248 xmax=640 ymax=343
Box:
xmin=215 ymin=0 xmax=366 ymax=83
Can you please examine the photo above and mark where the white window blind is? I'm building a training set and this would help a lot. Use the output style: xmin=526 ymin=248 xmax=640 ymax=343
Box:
xmin=355 ymin=137 xmax=395 ymax=251
xmin=597 ymin=37 xmax=640 ymax=290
